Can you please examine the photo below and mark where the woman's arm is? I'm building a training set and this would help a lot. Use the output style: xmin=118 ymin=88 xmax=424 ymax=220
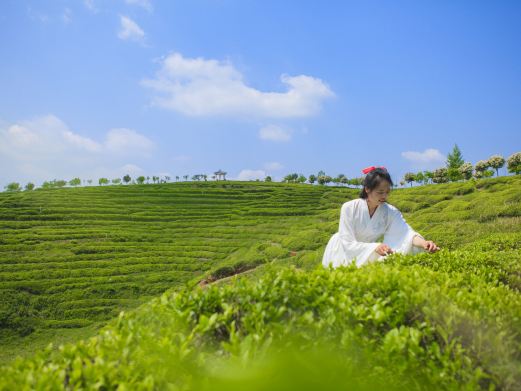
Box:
xmin=413 ymin=235 xmax=440 ymax=253
xmin=384 ymin=206 xmax=439 ymax=254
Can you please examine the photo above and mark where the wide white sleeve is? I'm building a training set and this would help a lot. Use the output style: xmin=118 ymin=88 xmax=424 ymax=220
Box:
xmin=383 ymin=207 xmax=424 ymax=255
xmin=334 ymin=203 xmax=381 ymax=267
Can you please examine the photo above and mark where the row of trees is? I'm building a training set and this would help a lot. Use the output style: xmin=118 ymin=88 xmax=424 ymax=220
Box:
xmin=5 ymin=171 xmax=361 ymax=192
xmin=3 ymin=174 xmax=213 ymax=192
xmin=401 ymin=148 xmax=521 ymax=186
xmin=282 ymin=171 xmax=366 ymax=187
xmin=279 ymin=149 xmax=521 ymax=188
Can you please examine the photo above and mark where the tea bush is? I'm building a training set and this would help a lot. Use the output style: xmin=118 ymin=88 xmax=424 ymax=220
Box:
xmin=2 ymin=259 xmax=521 ymax=390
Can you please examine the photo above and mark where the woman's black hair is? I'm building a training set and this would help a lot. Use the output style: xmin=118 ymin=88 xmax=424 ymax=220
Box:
xmin=359 ymin=168 xmax=393 ymax=199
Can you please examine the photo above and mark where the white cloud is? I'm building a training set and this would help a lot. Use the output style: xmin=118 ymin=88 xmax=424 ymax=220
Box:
xmin=62 ymin=129 xmax=101 ymax=152
xmin=236 ymin=169 xmax=266 ymax=181
xmin=125 ymin=0 xmax=153 ymax=12
xmin=259 ymin=125 xmax=292 ymax=142
xmin=118 ymin=15 xmax=145 ymax=42
xmin=105 ymin=128 xmax=154 ymax=156
xmin=401 ymin=148 xmax=446 ymax=168
xmin=264 ymin=162 xmax=284 ymax=171
xmin=62 ymin=8 xmax=72 ymax=24
xmin=27 ymin=6 xmax=50 ymax=23
xmin=0 ymin=115 xmax=155 ymax=186
xmin=83 ymin=0 xmax=98 ymax=13
xmin=26 ymin=6 xmax=72 ymax=24
xmin=3 ymin=115 xmax=98 ymax=156
xmin=142 ymin=52 xmax=334 ymax=118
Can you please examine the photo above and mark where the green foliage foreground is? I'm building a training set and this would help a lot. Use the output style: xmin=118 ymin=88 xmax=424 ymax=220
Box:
xmin=1 ymin=243 xmax=520 ymax=390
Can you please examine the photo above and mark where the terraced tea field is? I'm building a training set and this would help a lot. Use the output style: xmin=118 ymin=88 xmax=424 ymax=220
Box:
xmin=0 ymin=181 xmax=352 ymax=362
xmin=1 ymin=176 xmax=520 ymax=373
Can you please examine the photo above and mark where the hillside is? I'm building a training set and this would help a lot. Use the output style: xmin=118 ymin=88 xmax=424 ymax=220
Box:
xmin=0 ymin=181 xmax=353 ymax=363
xmin=1 ymin=176 xmax=520 ymax=388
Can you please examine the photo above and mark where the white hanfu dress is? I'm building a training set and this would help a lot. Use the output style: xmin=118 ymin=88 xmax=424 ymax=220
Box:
xmin=322 ymin=198 xmax=424 ymax=268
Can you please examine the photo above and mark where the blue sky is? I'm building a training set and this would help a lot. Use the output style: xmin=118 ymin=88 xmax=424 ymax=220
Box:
xmin=1 ymin=0 xmax=520 ymax=187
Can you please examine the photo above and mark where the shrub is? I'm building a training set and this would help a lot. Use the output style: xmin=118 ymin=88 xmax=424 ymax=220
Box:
xmin=487 ymin=155 xmax=505 ymax=176
xmin=474 ymin=160 xmax=489 ymax=177
xmin=458 ymin=162 xmax=473 ymax=180
xmin=2 ymin=263 xmax=521 ymax=390
xmin=507 ymin=152 xmax=521 ymax=175
xmin=432 ymin=168 xmax=448 ymax=184
xmin=404 ymin=172 xmax=416 ymax=186
xmin=4 ymin=182 xmax=21 ymax=192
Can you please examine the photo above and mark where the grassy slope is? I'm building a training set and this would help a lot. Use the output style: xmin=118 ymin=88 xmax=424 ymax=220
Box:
xmin=1 ymin=176 xmax=520 ymax=367
xmin=0 ymin=181 xmax=351 ymax=363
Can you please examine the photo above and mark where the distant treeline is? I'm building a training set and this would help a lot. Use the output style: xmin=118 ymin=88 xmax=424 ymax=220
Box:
xmin=3 ymin=148 xmax=521 ymax=192
xmin=3 ymin=173 xmax=224 ymax=192
xmin=281 ymin=147 xmax=521 ymax=188
xmin=400 ymin=147 xmax=521 ymax=187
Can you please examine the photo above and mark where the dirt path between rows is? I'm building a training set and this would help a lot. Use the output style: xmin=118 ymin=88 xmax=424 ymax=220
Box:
xmin=197 ymin=265 xmax=261 ymax=288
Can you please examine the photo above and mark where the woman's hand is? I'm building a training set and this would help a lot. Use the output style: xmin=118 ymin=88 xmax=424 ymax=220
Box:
xmin=413 ymin=235 xmax=440 ymax=253
xmin=423 ymin=240 xmax=440 ymax=253
xmin=375 ymin=243 xmax=394 ymax=256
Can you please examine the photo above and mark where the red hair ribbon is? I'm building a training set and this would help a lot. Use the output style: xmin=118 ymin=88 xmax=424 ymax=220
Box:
xmin=362 ymin=166 xmax=386 ymax=174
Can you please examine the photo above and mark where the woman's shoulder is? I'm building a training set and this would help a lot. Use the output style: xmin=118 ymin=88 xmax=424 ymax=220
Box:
xmin=342 ymin=198 xmax=363 ymax=207
xmin=341 ymin=198 xmax=363 ymax=211
xmin=383 ymin=202 xmax=402 ymax=215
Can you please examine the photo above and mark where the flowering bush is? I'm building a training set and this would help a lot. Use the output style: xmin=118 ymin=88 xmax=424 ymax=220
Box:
xmin=474 ymin=160 xmax=489 ymax=173
xmin=487 ymin=155 xmax=505 ymax=176
xmin=432 ymin=168 xmax=448 ymax=183
xmin=507 ymin=152 xmax=521 ymax=175
xmin=458 ymin=162 xmax=473 ymax=180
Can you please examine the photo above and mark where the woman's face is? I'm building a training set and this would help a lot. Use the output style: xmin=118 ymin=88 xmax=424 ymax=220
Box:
xmin=366 ymin=180 xmax=391 ymax=205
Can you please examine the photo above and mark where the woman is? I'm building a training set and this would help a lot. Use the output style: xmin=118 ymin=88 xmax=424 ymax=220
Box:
xmin=322 ymin=166 xmax=439 ymax=268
